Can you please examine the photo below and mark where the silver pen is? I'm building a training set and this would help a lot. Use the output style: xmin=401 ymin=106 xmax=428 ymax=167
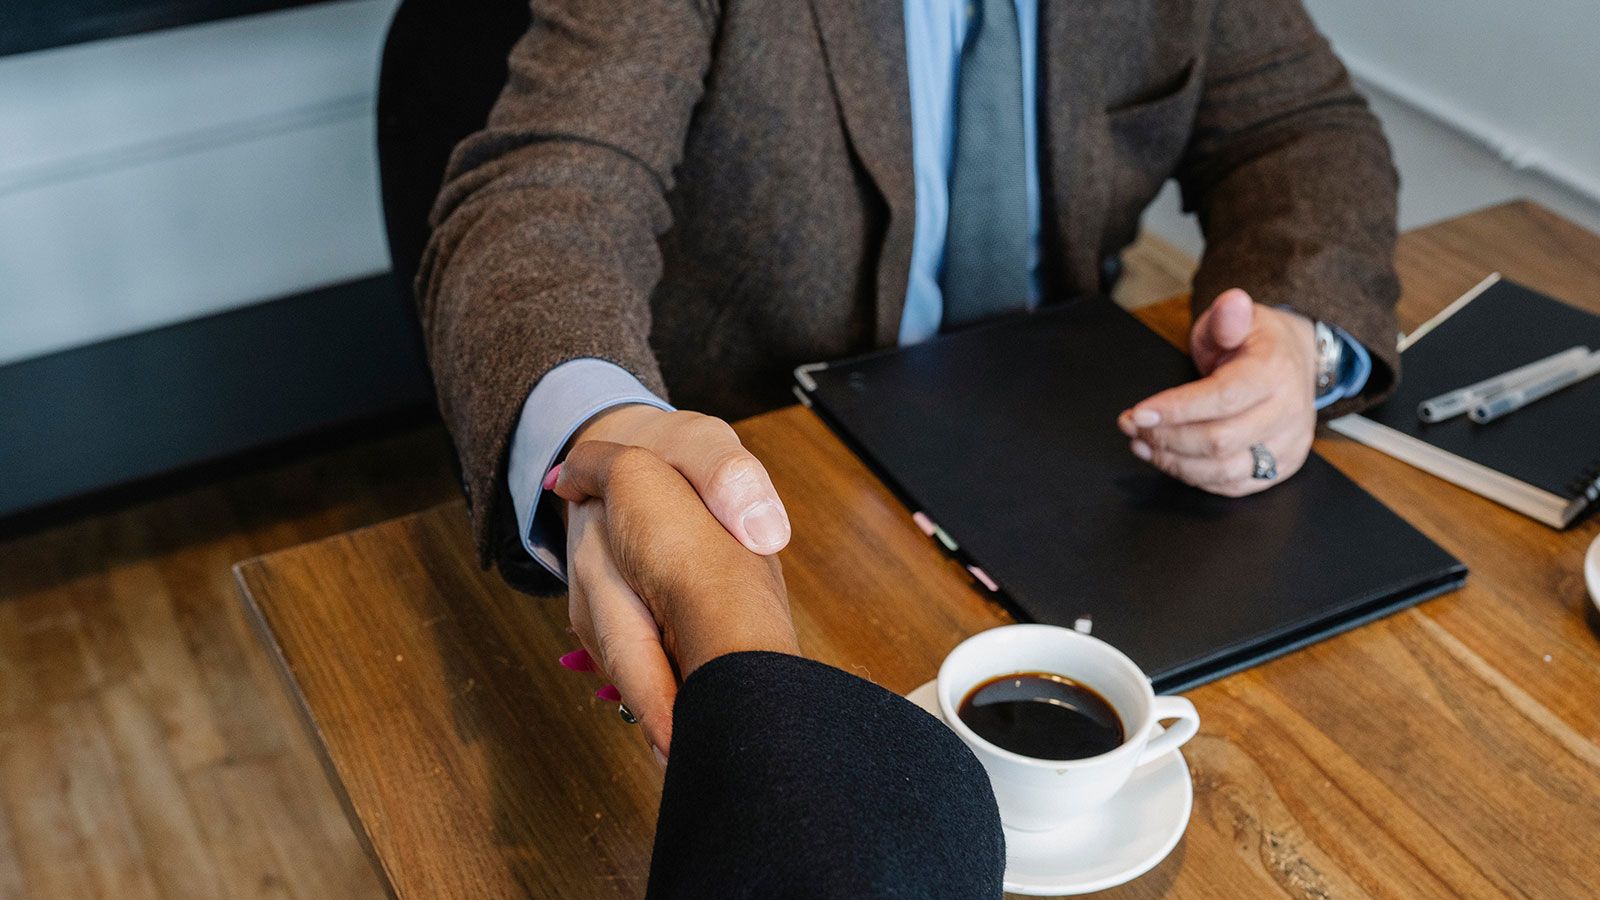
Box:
xmin=1469 ymin=350 xmax=1600 ymax=424
xmin=1417 ymin=346 xmax=1590 ymax=422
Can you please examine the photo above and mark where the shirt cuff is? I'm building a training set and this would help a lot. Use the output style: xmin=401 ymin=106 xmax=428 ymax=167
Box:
xmin=506 ymin=359 xmax=674 ymax=582
xmin=1314 ymin=326 xmax=1373 ymax=411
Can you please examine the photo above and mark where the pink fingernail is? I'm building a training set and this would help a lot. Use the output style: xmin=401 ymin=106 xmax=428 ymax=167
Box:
xmin=1132 ymin=409 xmax=1161 ymax=427
xmin=541 ymin=463 xmax=562 ymax=491
xmin=558 ymin=648 xmax=594 ymax=672
xmin=1132 ymin=440 xmax=1153 ymax=461
xmin=596 ymin=684 xmax=621 ymax=702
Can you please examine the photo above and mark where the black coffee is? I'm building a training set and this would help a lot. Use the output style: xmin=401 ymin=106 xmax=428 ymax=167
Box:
xmin=957 ymin=672 xmax=1124 ymax=760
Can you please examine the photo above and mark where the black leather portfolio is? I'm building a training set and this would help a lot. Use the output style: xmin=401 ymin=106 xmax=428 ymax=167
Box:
xmin=795 ymin=297 xmax=1466 ymax=692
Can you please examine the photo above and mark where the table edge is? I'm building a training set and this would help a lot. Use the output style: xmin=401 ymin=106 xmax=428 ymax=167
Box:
xmin=232 ymin=561 xmax=402 ymax=900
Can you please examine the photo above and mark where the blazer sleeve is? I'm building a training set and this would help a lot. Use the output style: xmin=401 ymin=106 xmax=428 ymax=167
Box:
xmin=647 ymin=652 xmax=1005 ymax=899
xmin=1177 ymin=0 xmax=1402 ymax=419
xmin=415 ymin=0 xmax=716 ymax=563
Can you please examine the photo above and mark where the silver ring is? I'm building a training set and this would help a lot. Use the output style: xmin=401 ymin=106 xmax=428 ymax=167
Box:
xmin=618 ymin=703 xmax=638 ymax=725
xmin=1250 ymin=443 xmax=1278 ymax=481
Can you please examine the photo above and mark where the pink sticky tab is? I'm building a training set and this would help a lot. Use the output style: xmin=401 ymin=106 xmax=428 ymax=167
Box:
xmin=912 ymin=512 xmax=936 ymax=537
xmin=967 ymin=565 xmax=999 ymax=592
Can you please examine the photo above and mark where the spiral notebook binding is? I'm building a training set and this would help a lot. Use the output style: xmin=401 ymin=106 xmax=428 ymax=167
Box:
xmin=1565 ymin=460 xmax=1600 ymax=519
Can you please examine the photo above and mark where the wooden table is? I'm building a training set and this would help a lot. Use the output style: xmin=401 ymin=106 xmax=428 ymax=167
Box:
xmin=237 ymin=201 xmax=1600 ymax=899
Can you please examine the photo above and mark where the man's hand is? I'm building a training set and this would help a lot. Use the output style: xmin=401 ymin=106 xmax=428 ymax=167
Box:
xmin=552 ymin=441 xmax=800 ymax=764
xmin=573 ymin=405 xmax=791 ymax=552
xmin=1118 ymin=288 xmax=1318 ymax=497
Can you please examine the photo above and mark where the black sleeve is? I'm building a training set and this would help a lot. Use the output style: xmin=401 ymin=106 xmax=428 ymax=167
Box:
xmin=647 ymin=651 xmax=1005 ymax=899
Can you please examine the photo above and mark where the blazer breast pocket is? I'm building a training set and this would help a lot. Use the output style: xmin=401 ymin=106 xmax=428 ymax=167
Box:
xmin=1104 ymin=60 xmax=1202 ymax=175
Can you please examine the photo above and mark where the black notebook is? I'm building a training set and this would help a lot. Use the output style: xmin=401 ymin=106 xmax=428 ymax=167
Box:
xmin=1330 ymin=276 xmax=1600 ymax=528
xmin=795 ymin=297 xmax=1465 ymax=692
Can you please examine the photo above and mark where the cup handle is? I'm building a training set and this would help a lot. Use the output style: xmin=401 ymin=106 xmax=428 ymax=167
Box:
xmin=1138 ymin=695 xmax=1200 ymax=766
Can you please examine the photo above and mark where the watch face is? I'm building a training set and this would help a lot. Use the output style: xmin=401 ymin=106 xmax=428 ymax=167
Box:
xmin=1314 ymin=322 xmax=1340 ymax=394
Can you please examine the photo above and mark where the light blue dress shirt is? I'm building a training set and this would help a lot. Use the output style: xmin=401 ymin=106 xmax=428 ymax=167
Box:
xmin=507 ymin=0 xmax=1371 ymax=580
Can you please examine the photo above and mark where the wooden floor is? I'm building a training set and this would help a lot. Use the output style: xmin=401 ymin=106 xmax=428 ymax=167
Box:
xmin=0 ymin=424 xmax=461 ymax=899
xmin=0 ymin=233 xmax=1194 ymax=899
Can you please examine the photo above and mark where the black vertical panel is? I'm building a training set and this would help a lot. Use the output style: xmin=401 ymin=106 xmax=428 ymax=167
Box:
xmin=376 ymin=0 xmax=531 ymax=294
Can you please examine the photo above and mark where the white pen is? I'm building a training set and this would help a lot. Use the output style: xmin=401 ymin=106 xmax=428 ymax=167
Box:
xmin=1469 ymin=350 xmax=1600 ymax=424
xmin=1417 ymin=346 xmax=1590 ymax=422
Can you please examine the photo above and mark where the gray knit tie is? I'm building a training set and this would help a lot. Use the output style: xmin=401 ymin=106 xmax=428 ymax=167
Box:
xmin=939 ymin=0 xmax=1030 ymax=330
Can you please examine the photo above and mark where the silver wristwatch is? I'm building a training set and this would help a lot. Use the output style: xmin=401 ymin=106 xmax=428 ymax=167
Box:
xmin=1313 ymin=320 xmax=1344 ymax=398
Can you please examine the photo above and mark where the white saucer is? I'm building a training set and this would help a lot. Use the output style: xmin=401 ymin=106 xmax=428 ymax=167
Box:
xmin=907 ymin=680 xmax=1193 ymax=896
xmin=1585 ymin=533 xmax=1600 ymax=617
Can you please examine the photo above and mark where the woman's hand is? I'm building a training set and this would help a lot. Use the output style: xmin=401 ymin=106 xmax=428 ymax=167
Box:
xmin=551 ymin=441 xmax=800 ymax=762
xmin=1119 ymin=288 xmax=1318 ymax=497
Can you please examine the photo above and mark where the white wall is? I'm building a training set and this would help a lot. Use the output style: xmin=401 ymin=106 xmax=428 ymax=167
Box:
xmin=0 ymin=0 xmax=400 ymax=366
xmin=1303 ymin=0 xmax=1600 ymax=205
xmin=1144 ymin=3 xmax=1600 ymax=261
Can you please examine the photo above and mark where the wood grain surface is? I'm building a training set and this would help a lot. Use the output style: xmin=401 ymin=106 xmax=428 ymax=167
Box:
xmin=0 ymin=424 xmax=461 ymax=899
xmin=0 ymin=228 xmax=1181 ymax=900
xmin=237 ymin=202 xmax=1600 ymax=899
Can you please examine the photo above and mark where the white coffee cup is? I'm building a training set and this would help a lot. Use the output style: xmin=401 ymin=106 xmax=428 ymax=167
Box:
xmin=937 ymin=624 xmax=1200 ymax=832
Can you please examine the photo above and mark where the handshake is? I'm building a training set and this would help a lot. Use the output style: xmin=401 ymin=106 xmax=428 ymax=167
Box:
xmin=548 ymin=410 xmax=801 ymax=765
xmin=549 ymin=290 xmax=1321 ymax=763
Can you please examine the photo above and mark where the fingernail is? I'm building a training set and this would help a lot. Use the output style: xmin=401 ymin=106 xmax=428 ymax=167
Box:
xmin=1132 ymin=409 xmax=1161 ymax=428
xmin=1116 ymin=412 xmax=1137 ymax=437
xmin=651 ymin=744 xmax=668 ymax=768
xmin=558 ymin=648 xmax=594 ymax=672
xmin=740 ymin=500 xmax=790 ymax=551
xmin=596 ymin=684 xmax=621 ymax=702
xmin=1132 ymin=440 xmax=1153 ymax=461
xmin=541 ymin=463 xmax=562 ymax=491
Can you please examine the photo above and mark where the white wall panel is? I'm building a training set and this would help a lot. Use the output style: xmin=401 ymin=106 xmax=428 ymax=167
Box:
xmin=0 ymin=0 xmax=400 ymax=365
xmin=0 ymin=117 xmax=388 ymax=364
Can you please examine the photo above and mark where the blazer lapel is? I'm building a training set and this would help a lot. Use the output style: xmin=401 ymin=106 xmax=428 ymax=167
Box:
xmin=1039 ymin=0 xmax=1114 ymax=297
xmin=808 ymin=0 xmax=916 ymax=346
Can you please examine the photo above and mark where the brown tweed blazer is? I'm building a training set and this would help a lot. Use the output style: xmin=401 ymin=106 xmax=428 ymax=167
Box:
xmin=418 ymin=0 xmax=1401 ymax=566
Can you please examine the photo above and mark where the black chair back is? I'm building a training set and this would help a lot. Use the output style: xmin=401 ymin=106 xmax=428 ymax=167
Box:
xmin=376 ymin=0 xmax=531 ymax=294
